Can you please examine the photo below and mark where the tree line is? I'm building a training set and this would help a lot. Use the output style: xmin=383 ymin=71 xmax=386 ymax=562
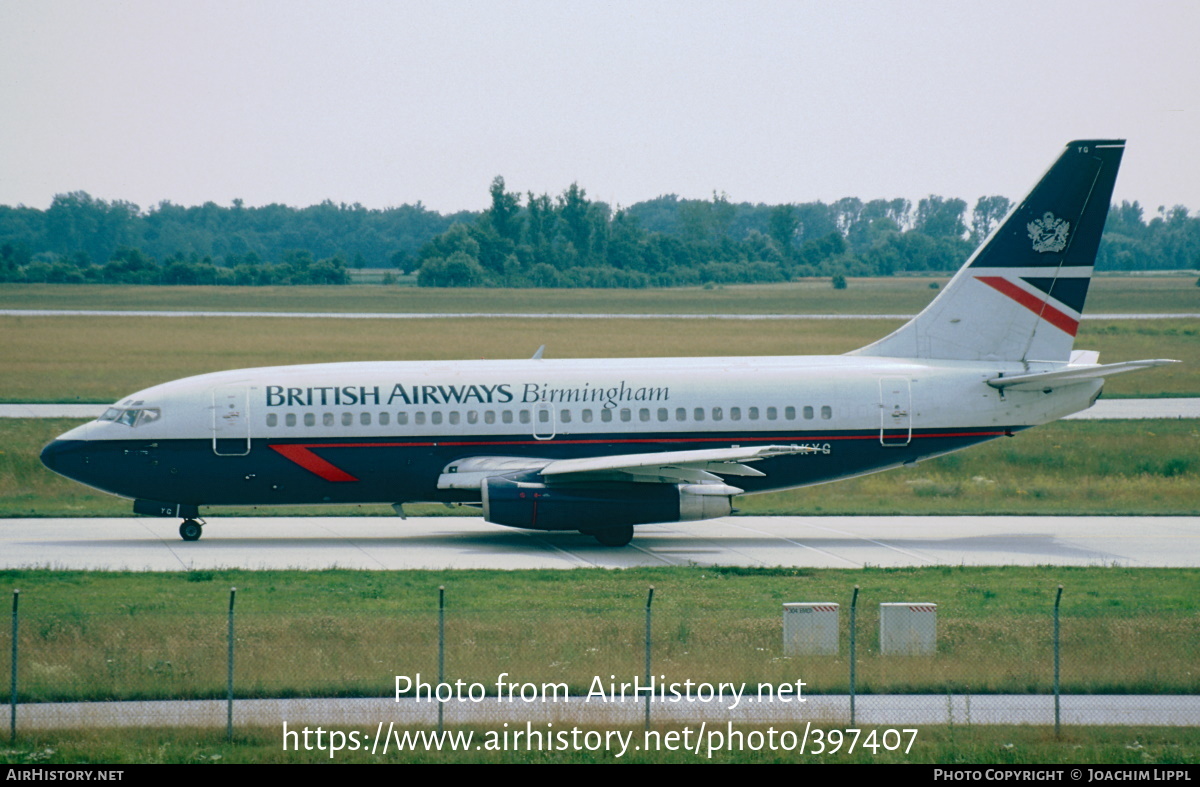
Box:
xmin=0 ymin=184 xmax=1195 ymax=287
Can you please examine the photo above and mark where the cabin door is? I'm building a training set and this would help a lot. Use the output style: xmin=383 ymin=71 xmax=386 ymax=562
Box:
xmin=878 ymin=377 xmax=912 ymax=446
xmin=212 ymin=386 xmax=252 ymax=456
xmin=532 ymin=402 xmax=556 ymax=440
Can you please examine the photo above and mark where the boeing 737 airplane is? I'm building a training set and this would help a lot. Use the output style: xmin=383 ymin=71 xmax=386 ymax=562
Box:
xmin=41 ymin=140 xmax=1176 ymax=546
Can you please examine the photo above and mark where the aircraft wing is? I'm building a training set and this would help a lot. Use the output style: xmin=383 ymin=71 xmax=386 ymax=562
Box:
xmin=437 ymin=444 xmax=820 ymax=490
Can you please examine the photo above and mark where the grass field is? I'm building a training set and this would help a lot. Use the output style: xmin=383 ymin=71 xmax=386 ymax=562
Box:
xmin=1 ymin=276 xmax=1194 ymax=402
xmin=3 ymin=418 xmax=1197 ymax=517
xmin=2 ymin=565 xmax=1197 ymax=705
xmin=0 ymin=315 xmax=1195 ymax=402
xmin=3 ymin=564 xmax=1197 ymax=763
xmin=1 ymin=275 xmax=1197 ymax=315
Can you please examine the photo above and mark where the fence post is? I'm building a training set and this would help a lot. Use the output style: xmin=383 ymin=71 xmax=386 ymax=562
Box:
xmin=9 ymin=589 xmax=17 ymax=743
xmin=849 ymin=585 xmax=858 ymax=727
xmin=644 ymin=586 xmax=654 ymax=731
xmin=227 ymin=587 xmax=236 ymax=742
xmin=438 ymin=586 xmax=445 ymax=735
xmin=1054 ymin=585 xmax=1063 ymax=736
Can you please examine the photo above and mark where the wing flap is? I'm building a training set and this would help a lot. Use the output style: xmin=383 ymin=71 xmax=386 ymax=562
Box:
xmin=538 ymin=444 xmax=820 ymax=481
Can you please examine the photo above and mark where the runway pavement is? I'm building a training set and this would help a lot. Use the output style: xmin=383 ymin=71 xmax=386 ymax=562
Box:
xmin=2 ymin=515 xmax=1196 ymax=570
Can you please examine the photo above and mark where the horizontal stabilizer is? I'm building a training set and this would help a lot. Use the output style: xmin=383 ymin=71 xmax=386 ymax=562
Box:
xmin=986 ymin=359 xmax=1178 ymax=391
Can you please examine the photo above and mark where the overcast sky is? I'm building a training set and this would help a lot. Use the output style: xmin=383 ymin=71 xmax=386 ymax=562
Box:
xmin=2 ymin=0 xmax=1198 ymax=215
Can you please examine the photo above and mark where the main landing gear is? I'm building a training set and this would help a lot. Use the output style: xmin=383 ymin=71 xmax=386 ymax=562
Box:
xmin=582 ymin=525 xmax=635 ymax=547
xmin=179 ymin=519 xmax=204 ymax=541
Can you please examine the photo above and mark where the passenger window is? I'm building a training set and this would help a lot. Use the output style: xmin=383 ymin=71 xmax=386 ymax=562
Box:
xmin=730 ymin=407 xmax=741 ymax=421
xmin=485 ymin=411 xmax=496 ymax=424
xmin=519 ymin=410 xmax=531 ymax=424
xmin=449 ymin=411 xmax=460 ymax=425
xmin=503 ymin=410 xmax=515 ymax=424
xmin=560 ymin=409 xmax=571 ymax=423
xmin=767 ymin=407 xmax=777 ymax=420
xmin=415 ymin=412 xmax=426 ymax=425
xmin=658 ymin=408 xmax=668 ymax=422
xmin=694 ymin=407 xmax=705 ymax=422
xmin=785 ymin=406 xmax=795 ymax=420
xmin=342 ymin=412 xmax=353 ymax=426
xmin=361 ymin=412 xmax=371 ymax=426
xmin=379 ymin=412 xmax=390 ymax=426
xmin=304 ymin=413 xmax=315 ymax=427
xmin=749 ymin=407 xmax=759 ymax=420
xmin=285 ymin=413 xmax=296 ymax=427
xmin=398 ymin=412 xmax=408 ymax=425
xmin=582 ymin=409 xmax=593 ymax=423
xmin=267 ymin=413 xmax=278 ymax=427
xmin=538 ymin=409 xmax=550 ymax=423
xmin=712 ymin=407 xmax=723 ymax=421
xmin=467 ymin=411 xmax=478 ymax=424
xmin=620 ymin=408 xmax=632 ymax=422
xmin=821 ymin=405 xmax=832 ymax=420
xmin=804 ymin=406 xmax=814 ymax=420
xmin=676 ymin=408 xmax=686 ymax=421
xmin=639 ymin=408 xmax=650 ymax=422
xmin=324 ymin=413 xmax=334 ymax=427
xmin=601 ymin=409 xmax=613 ymax=423
xmin=432 ymin=412 xmax=443 ymax=425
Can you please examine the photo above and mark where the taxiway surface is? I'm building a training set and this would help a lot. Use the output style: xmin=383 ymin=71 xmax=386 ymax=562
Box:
xmin=2 ymin=515 xmax=1196 ymax=570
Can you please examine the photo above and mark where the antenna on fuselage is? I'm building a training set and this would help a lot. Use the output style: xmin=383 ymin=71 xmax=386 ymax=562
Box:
xmin=531 ymin=345 xmax=546 ymax=360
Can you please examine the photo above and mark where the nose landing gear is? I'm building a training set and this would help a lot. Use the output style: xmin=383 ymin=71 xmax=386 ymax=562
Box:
xmin=179 ymin=519 xmax=205 ymax=541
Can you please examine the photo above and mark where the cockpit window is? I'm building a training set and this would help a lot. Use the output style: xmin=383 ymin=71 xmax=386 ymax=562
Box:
xmin=98 ymin=407 xmax=161 ymax=427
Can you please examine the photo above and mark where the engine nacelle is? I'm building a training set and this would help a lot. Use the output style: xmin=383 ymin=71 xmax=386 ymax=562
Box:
xmin=481 ymin=477 xmax=735 ymax=531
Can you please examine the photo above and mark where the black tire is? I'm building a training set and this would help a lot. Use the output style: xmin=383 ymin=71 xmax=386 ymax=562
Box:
xmin=592 ymin=526 xmax=634 ymax=547
xmin=179 ymin=519 xmax=202 ymax=541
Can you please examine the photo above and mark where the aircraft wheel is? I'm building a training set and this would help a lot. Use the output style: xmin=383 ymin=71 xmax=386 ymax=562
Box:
xmin=179 ymin=519 xmax=203 ymax=542
xmin=592 ymin=526 xmax=634 ymax=547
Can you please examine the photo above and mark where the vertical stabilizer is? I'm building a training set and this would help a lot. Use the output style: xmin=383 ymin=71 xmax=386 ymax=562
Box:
xmin=852 ymin=140 xmax=1124 ymax=362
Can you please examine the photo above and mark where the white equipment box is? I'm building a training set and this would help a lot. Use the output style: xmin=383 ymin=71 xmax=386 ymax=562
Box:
xmin=783 ymin=602 xmax=839 ymax=655
xmin=879 ymin=602 xmax=937 ymax=655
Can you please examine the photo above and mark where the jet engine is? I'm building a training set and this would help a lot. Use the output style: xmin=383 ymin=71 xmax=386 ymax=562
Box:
xmin=480 ymin=476 xmax=735 ymax=531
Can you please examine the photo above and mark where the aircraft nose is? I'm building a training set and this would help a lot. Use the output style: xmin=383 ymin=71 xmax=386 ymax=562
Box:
xmin=40 ymin=422 xmax=90 ymax=476
xmin=40 ymin=438 xmax=74 ymax=474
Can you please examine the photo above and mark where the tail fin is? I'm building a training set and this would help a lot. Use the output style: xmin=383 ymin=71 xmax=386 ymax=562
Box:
xmin=852 ymin=140 xmax=1125 ymax=362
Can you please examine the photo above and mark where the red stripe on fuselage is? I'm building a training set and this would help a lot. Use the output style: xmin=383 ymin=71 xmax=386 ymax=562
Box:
xmin=269 ymin=444 xmax=360 ymax=482
xmin=975 ymin=276 xmax=1079 ymax=336
xmin=267 ymin=430 xmax=1010 ymax=482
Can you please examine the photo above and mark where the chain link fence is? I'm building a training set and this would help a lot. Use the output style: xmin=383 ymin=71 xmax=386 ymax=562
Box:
xmin=5 ymin=583 xmax=1198 ymax=740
